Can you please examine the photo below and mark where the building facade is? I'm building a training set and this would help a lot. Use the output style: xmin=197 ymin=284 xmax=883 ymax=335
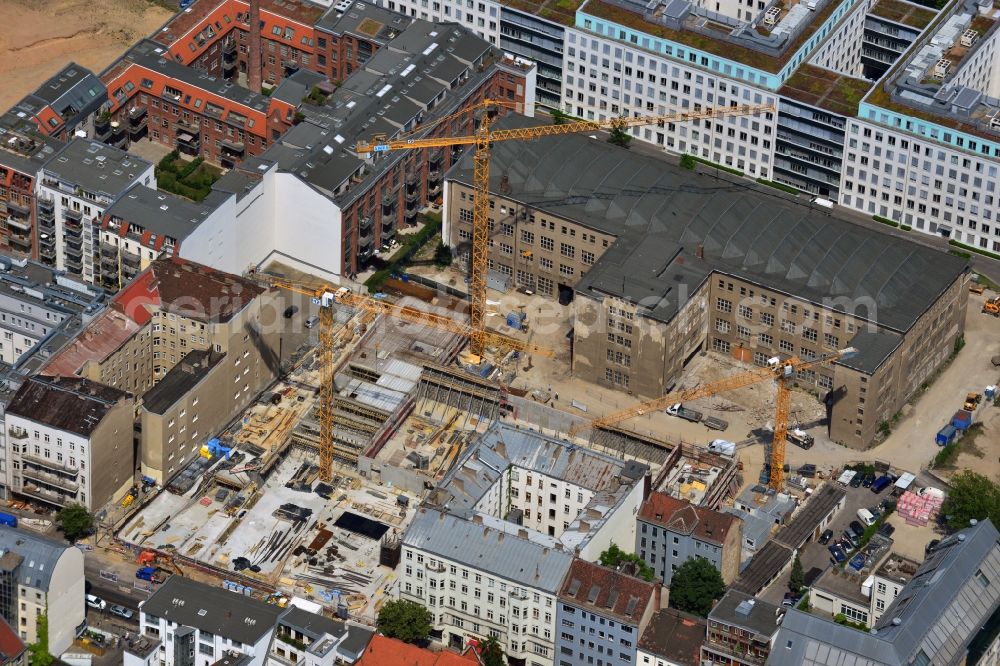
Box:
xmin=636 ymin=492 xmax=741 ymax=586
xmin=701 ymin=591 xmax=782 ymax=666
xmin=554 ymin=559 xmax=659 ymax=666
xmin=0 ymin=528 xmax=85 ymax=654
xmin=5 ymin=376 xmax=134 ymax=511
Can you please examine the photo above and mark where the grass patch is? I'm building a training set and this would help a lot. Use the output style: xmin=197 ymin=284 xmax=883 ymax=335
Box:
xmin=949 ymin=239 xmax=1000 ymax=262
xmin=900 ymin=225 xmax=912 ymax=231
xmin=796 ymin=594 xmax=810 ymax=611
xmin=757 ymin=178 xmax=800 ymax=195
xmin=688 ymin=154 xmax=744 ymax=176
xmin=155 ymin=151 xmax=222 ymax=202
xmin=933 ymin=442 xmax=959 ymax=469
xmin=932 ymin=423 xmax=985 ymax=470
xmin=834 ymin=613 xmax=869 ymax=631
xmin=873 ymin=215 xmax=900 ymax=228
xmin=364 ymin=212 xmax=442 ymax=292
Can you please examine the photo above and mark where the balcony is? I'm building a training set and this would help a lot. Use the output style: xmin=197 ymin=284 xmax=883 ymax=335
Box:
xmin=39 ymin=245 xmax=56 ymax=264
xmin=404 ymin=207 xmax=417 ymax=223
xmin=22 ymin=466 xmax=79 ymax=493
xmin=122 ymin=251 xmax=141 ymax=268
xmin=177 ymin=132 xmax=201 ymax=156
xmin=64 ymin=208 xmax=82 ymax=222
xmin=65 ymin=257 xmax=82 ymax=274
xmin=20 ymin=483 xmax=73 ymax=508
xmin=8 ymin=234 xmax=31 ymax=251
xmin=6 ymin=215 xmax=31 ymax=233
xmin=7 ymin=427 xmax=28 ymax=441
xmin=428 ymin=182 xmax=442 ymax=198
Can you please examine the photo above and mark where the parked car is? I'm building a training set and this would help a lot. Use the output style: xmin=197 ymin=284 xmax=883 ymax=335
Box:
xmin=819 ymin=528 xmax=834 ymax=545
xmin=842 ymin=531 xmax=860 ymax=550
xmin=283 ymin=305 xmax=299 ymax=319
xmin=798 ymin=463 xmax=817 ymax=478
xmin=109 ymin=605 xmax=134 ymax=620
xmin=86 ymin=594 xmax=106 ymax=610
xmin=861 ymin=473 xmax=875 ymax=488
xmin=783 ymin=592 xmax=802 ymax=607
xmin=849 ymin=520 xmax=866 ymax=538
xmin=305 ymin=315 xmax=320 ymax=328
xmin=849 ymin=473 xmax=864 ymax=488
xmin=829 ymin=544 xmax=847 ymax=563
xmin=878 ymin=523 xmax=896 ymax=537
xmin=872 ymin=475 xmax=893 ymax=493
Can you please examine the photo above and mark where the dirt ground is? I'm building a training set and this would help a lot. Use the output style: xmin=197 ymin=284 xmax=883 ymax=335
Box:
xmin=0 ymin=0 xmax=172 ymax=111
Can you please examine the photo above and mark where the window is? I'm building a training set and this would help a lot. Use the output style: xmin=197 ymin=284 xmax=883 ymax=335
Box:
xmin=560 ymin=243 xmax=575 ymax=258
xmin=715 ymin=319 xmax=730 ymax=334
xmin=712 ymin=338 xmax=730 ymax=353
xmin=761 ymin=312 xmax=774 ymax=326
xmin=738 ymin=305 xmax=753 ymax=319
xmin=716 ymin=298 xmax=732 ymax=313
xmin=540 ymin=237 xmax=554 ymax=251
xmin=559 ymin=263 xmax=573 ymax=276
xmin=824 ymin=333 xmax=839 ymax=348
xmin=759 ymin=333 xmax=773 ymax=346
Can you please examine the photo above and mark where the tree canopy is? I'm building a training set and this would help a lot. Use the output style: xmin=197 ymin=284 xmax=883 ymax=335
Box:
xmin=608 ymin=124 xmax=632 ymax=149
xmin=942 ymin=471 xmax=1000 ymax=530
xmin=599 ymin=543 xmax=656 ymax=582
xmin=480 ymin=634 xmax=505 ymax=666
xmin=55 ymin=504 xmax=93 ymax=543
xmin=376 ymin=599 xmax=432 ymax=644
xmin=669 ymin=557 xmax=726 ymax=618
xmin=789 ymin=554 xmax=805 ymax=593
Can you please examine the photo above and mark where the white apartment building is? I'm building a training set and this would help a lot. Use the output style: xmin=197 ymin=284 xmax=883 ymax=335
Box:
xmin=35 ymin=138 xmax=153 ymax=284
xmin=399 ymin=423 xmax=648 ymax=665
xmin=4 ymin=376 xmax=134 ymax=511
xmin=0 ymin=528 xmax=85 ymax=655
xmin=378 ymin=0 xmax=500 ymax=44
xmin=127 ymin=577 xmax=372 ymax=666
xmin=562 ymin=28 xmax=780 ymax=178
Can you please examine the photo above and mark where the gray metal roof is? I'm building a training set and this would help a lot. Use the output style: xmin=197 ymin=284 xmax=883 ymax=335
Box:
xmin=836 ymin=330 xmax=903 ymax=375
xmin=709 ymin=590 xmax=783 ymax=639
xmin=24 ymin=63 xmax=107 ymax=130
xmin=42 ymin=138 xmax=150 ymax=200
xmin=774 ymin=484 xmax=846 ymax=549
xmin=450 ymin=120 xmax=969 ymax=332
xmin=105 ymin=184 xmax=219 ymax=243
xmin=141 ymin=576 xmax=284 ymax=645
xmin=768 ymin=520 xmax=1000 ymax=666
xmin=402 ymin=507 xmax=574 ymax=593
xmin=315 ymin=0 xmax=409 ymax=37
xmin=0 ymin=526 xmax=75 ymax=591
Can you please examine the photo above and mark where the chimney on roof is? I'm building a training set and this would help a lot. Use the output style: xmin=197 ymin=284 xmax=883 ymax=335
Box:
xmin=472 ymin=514 xmax=483 ymax=525
xmin=248 ymin=0 xmax=263 ymax=93
xmin=696 ymin=244 xmax=705 ymax=260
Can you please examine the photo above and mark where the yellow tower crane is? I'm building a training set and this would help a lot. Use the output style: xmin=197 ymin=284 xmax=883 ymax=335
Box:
xmin=355 ymin=100 xmax=776 ymax=355
xmin=568 ymin=347 xmax=857 ymax=490
xmin=252 ymin=273 xmax=552 ymax=480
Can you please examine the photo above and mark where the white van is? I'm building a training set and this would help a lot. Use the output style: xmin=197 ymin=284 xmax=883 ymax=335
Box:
xmin=86 ymin=594 xmax=106 ymax=610
xmin=857 ymin=508 xmax=877 ymax=527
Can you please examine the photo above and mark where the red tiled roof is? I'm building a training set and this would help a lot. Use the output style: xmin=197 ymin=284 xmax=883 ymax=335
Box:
xmin=356 ymin=635 xmax=479 ymax=666
xmin=558 ymin=559 xmax=658 ymax=625
xmin=39 ymin=308 xmax=143 ymax=377
xmin=638 ymin=492 xmax=737 ymax=546
xmin=113 ymin=256 xmax=265 ymax=325
xmin=0 ymin=616 xmax=25 ymax=662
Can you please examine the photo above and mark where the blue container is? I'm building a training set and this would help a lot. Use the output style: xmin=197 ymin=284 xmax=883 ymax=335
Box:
xmin=952 ymin=410 xmax=973 ymax=431
xmin=936 ymin=424 xmax=958 ymax=447
xmin=0 ymin=513 xmax=17 ymax=528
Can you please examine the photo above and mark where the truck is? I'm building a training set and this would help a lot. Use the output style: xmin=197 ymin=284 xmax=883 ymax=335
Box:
xmin=951 ymin=409 xmax=974 ymax=432
xmin=703 ymin=416 xmax=728 ymax=431
xmin=964 ymin=392 xmax=983 ymax=412
xmin=707 ymin=439 xmax=736 ymax=456
xmin=936 ymin=424 xmax=958 ymax=447
xmin=666 ymin=403 xmax=703 ymax=423
xmin=787 ymin=429 xmax=814 ymax=449
xmin=136 ymin=566 xmax=165 ymax=584
xmin=983 ymin=297 xmax=1000 ymax=316
xmin=0 ymin=513 xmax=16 ymax=528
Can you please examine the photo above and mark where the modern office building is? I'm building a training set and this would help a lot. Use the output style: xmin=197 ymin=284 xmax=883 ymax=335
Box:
xmin=0 ymin=527 xmax=85 ymax=654
xmin=399 ymin=422 xmax=648 ymax=665
xmin=444 ymin=123 xmax=970 ymax=448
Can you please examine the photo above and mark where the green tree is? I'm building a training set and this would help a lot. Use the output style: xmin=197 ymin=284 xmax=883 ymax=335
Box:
xmin=789 ymin=554 xmax=805 ymax=593
xmin=942 ymin=471 xmax=1000 ymax=530
xmin=480 ymin=634 xmax=505 ymax=666
xmin=550 ymin=108 xmax=568 ymax=125
xmin=669 ymin=557 xmax=726 ymax=618
xmin=680 ymin=154 xmax=697 ymax=170
xmin=376 ymin=599 xmax=432 ymax=644
xmin=55 ymin=504 xmax=93 ymax=543
xmin=434 ymin=242 xmax=453 ymax=267
xmin=598 ymin=543 xmax=656 ymax=582
xmin=29 ymin=612 xmax=52 ymax=666
xmin=608 ymin=124 xmax=632 ymax=149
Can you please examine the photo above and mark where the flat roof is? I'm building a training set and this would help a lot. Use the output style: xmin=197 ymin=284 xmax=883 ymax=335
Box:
xmin=105 ymin=184 xmax=220 ymax=243
xmin=141 ymin=349 xmax=223 ymax=414
xmin=637 ymin=608 xmax=706 ymax=665
xmin=42 ymin=138 xmax=151 ymax=198
xmin=868 ymin=0 xmax=938 ymax=29
xmin=813 ymin=566 xmax=871 ymax=606
xmin=779 ymin=65 xmax=874 ymax=116
xmin=709 ymin=589 xmax=784 ymax=637
xmin=450 ymin=118 xmax=968 ymax=333
xmin=580 ymin=0 xmax=847 ymax=75
xmin=774 ymin=483 xmax=846 ymax=549
xmin=835 ymin=329 xmax=903 ymax=375
xmin=7 ymin=376 xmax=128 ymax=437
xmin=500 ymin=0 xmax=585 ymax=27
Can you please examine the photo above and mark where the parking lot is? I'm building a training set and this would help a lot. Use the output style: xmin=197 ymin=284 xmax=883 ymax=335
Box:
xmin=760 ymin=477 xmax=903 ymax=604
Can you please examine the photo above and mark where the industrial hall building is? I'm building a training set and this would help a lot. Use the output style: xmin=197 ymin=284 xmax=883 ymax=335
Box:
xmin=443 ymin=120 xmax=970 ymax=449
